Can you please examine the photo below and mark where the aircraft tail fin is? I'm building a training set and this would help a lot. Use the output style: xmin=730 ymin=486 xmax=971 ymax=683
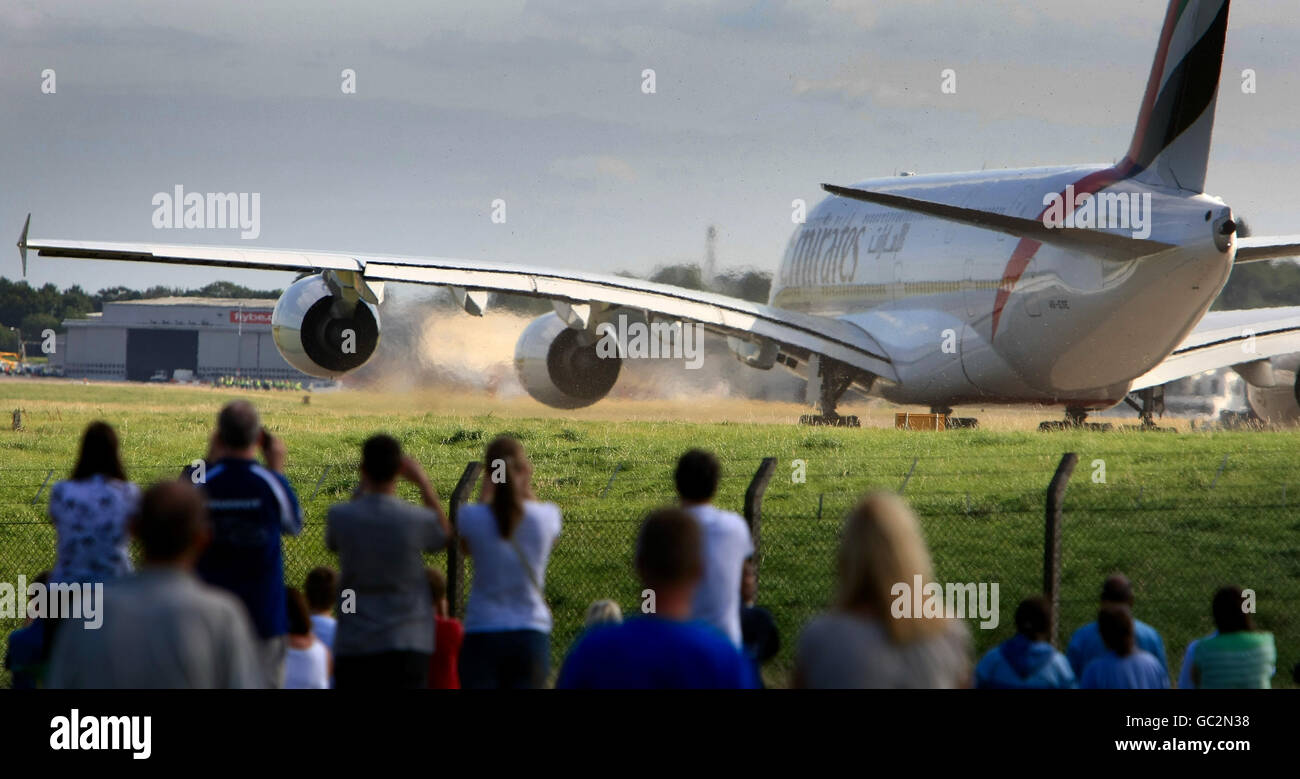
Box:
xmin=1124 ymin=0 xmax=1231 ymax=193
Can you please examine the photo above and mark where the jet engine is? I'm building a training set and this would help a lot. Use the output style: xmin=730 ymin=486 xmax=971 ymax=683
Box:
xmin=514 ymin=312 xmax=620 ymax=408
xmin=1242 ymin=354 xmax=1300 ymax=424
xmin=271 ymin=274 xmax=381 ymax=378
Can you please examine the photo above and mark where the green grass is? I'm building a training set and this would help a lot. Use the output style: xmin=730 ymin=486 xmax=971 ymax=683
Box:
xmin=2 ymin=380 xmax=1298 ymax=688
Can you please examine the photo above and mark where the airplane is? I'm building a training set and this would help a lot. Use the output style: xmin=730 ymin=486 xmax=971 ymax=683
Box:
xmin=16 ymin=0 xmax=1300 ymax=428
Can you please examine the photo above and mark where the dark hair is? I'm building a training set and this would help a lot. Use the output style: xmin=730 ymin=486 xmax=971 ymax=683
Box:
xmin=1100 ymin=574 xmax=1134 ymax=605
xmin=635 ymin=507 xmax=703 ymax=588
xmin=133 ymin=481 xmax=208 ymax=562
xmin=285 ymin=588 xmax=313 ymax=637
xmin=304 ymin=567 xmax=338 ymax=612
xmin=361 ymin=434 xmax=402 ymax=484
xmin=485 ymin=436 xmax=526 ymax=538
xmin=674 ymin=449 xmax=720 ymax=502
xmin=427 ymin=567 xmax=447 ymax=603
xmin=1211 ymin=586 xmax=1254 ymax=633
xmin=1097 ymin=604 xmax=1135 ymax=656
xmin=1014 ymin=596 xmax=1051 ymax=639
xmin=216 ymin=401 xmax=261 ymax=450
xmin=71 ymin=421 xmax=127 ymax=481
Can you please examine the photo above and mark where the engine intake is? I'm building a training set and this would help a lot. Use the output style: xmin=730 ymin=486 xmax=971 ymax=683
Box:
xmin=271 ymin=274 xmax=380 ymax=378
xmin=514 ymin=312 xmax=620 ymax=408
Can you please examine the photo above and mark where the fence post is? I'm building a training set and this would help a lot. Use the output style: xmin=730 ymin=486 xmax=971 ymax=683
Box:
xmin=446 ymin=460 xmax=482 ymax=619
xmin=744 ymin=457 xmax=778 ymax=556
xmin=1044 ymin=452 xmax=1078 ymax=648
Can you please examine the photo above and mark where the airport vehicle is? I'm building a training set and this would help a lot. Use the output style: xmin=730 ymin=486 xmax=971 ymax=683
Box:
xmin=16 ymin=0 xmax=1300 ymax=426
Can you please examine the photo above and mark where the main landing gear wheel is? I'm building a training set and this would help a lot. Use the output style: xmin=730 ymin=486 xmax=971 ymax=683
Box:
xmin=798 ymin=357 xmax=863 ymax=427
xmin=1038 ymin=407 xmax=1113 ymax=432
xmin=931 ymin=406 xmax=979 ymax=429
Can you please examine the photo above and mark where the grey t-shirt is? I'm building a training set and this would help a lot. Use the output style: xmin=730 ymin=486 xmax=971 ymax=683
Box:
xmin=797 ymin=612 xmax=971 ymax=688
xmin=326 ymin=493 xmax=448 ymax=656
xmin=47 ymin=568 xmax=265 ymax=689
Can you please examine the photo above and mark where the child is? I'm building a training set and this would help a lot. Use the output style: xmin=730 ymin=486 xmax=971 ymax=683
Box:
xmin=426 ymin=568 xmax=464 ymax=689
xmin=303 ymin=567 xmax=338 ymax=653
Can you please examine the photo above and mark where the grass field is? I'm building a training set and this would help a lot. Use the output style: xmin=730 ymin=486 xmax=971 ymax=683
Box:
xmin=1 ymin=377 xmax=1298 ymax=688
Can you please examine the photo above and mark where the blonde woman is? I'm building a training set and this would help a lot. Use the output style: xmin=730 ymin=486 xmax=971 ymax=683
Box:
xmin=795 ymin=492 xmax=971 ymax=688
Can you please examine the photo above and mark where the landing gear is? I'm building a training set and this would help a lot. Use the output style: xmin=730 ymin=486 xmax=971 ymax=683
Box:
xmin=799 ymin=357 xmax=861 ymax=427
xmin=1121 ymin=386 xmax=1172 ymax=431
xmin=931 ymin=405 xmax=979 ymax=429
xmin=1039 ymin=406 xmax=1113 ymax=431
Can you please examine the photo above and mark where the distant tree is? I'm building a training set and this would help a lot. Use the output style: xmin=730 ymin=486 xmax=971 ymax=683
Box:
xmin=1213 ymin=260 xmax=1300 ymax=310
xmin=20 ymin=312 xmax=61 ymax=337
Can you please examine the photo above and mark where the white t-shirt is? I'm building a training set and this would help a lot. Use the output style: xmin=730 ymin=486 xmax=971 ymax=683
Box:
xmin=460 ymin=500 xmax=562 ymax=634
xmin=285 ymin=637 xmax=330 ymax=689
xmin=684 ymin=503 xmax=754 ymax=648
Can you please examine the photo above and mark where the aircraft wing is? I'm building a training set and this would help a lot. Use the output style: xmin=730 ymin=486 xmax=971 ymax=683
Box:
xmin=19 ymin=227 xmax=898 ymax=383
xmin=1235 ymin=236 xmax=1300 ymax=263
xmin=1128 ymin=307 xmax=1300 ymax=390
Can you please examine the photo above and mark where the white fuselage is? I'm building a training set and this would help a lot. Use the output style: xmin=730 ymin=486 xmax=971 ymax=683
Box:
xmin=770 ymin=165 xmax=1236 ymax=408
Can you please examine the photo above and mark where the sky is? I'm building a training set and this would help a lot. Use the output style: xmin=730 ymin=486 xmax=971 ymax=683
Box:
xmin=2 ymin=0 xmax=1298 ymax=295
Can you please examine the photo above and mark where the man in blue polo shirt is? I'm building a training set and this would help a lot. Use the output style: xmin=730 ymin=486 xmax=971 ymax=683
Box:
xmin=1067 ymin=574 xmax=1166 ymax=678
xmin=194 ymin=400 xmax=303 ymax=687
xmin=557 ymin=507 xmax=758 ymax=689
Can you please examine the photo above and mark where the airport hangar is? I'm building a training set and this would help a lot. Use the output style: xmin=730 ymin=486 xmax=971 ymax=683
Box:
xmin=57 ymin=297 xmax=313 ymax=383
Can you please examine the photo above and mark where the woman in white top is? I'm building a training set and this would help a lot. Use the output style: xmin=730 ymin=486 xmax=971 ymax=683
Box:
xmin=795 ymin=491 xmax=971 ymax=689
xmin=49 ymin=422 xmax=140 ymax=586
xmin=457 ymin=436 xmax=562 ymax=689
xmin=284 ymin=588 xmax=331 ymax=690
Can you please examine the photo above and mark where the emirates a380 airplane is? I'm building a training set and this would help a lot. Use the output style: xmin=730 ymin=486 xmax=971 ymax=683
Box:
xmin=18 ymin=0 xmax=1300 ymax=427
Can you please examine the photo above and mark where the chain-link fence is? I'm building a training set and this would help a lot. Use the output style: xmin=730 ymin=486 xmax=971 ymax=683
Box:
xmin=2 ymin=453 xmax=1296 ymax=688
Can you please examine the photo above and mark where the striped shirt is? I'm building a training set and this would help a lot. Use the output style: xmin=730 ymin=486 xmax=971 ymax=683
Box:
xmin=1192 ymin=631 xmax=1275 ymax=689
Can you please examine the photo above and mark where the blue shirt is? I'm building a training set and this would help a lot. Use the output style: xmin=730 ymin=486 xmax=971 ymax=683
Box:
xmin=196 ymin=458 xmax=303 ymax=639
xmin=557 ymin=617 xmax=760 ymax=689
xmin=1067 ymin=618 xmax=1166 ymax=677
xmin=975 ymin=634 xmax=1077 ymax=689
xmin=1080 ymin=649 xmax=1169 ymax=689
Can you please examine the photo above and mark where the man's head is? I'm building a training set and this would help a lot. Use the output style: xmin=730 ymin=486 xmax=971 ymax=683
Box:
xmin=304 ymin=567 xmax=338 ymax=614
xmin=1211 ymin=585 xmax=1254 ymax=633
xmin=132 ymin=481 xmax=210 ymax=566
xmin=674 ymin=449 xmax=720 ymax=504
xmin=216 ymin=400 xmax=261 ymax=453
xmin=635 ymin=507 xmax=703 ymax=617
xmin=361 ymin=434 xmax=402 ymax=487
xmin=1014 ymin=596 xmax=1052 ymax=641
xmin=1097 ymin=603 xmax=1136 ymax=657
xmin=1100 ymin=574 xmax=1134 ymax=607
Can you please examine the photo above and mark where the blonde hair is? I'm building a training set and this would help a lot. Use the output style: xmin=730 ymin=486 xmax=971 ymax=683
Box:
xmin=836 ymin=491 xmax=947 ymax=644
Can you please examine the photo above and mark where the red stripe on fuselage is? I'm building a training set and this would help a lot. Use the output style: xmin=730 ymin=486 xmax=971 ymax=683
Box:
xmin=988 ymin=162 xmax=1136 ymax=338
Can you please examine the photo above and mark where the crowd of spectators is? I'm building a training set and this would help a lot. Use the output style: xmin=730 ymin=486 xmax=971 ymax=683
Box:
xmin=2 ymin=403 xmax=1283 ymax=689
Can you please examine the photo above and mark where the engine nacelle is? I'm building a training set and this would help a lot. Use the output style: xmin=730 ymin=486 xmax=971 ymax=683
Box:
xmin=514 ymin=312 xmax=620 ymax=408
xmin=271 ymin=274 xmax=380 ymax=378
xmin=1245 ymin=367 xmax=1300 ymax=424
